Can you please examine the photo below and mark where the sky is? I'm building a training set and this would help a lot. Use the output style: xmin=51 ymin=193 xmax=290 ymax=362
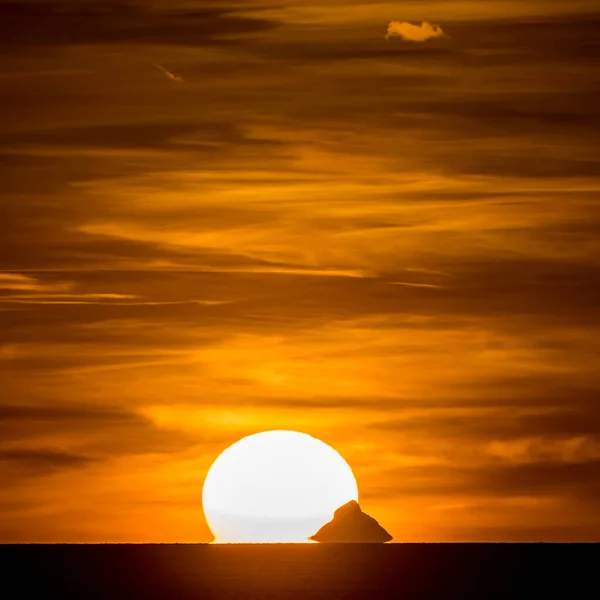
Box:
xmin=0 ymin=0 xmax=599 ymax=543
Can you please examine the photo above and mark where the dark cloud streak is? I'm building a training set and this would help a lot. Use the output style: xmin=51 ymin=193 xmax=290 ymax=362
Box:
xmin=0 ymin=448 xmax=96 ymax=475
xmin=0 ymin=1 xmax=278 ymax=48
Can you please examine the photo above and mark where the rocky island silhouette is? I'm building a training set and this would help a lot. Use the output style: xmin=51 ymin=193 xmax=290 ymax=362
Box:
xmin=310 ymin=500 xmax=393 ymax=543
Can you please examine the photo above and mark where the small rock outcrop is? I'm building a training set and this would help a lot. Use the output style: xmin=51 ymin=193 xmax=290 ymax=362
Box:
xmin=310 ymin=500 xmax=393 ymax=543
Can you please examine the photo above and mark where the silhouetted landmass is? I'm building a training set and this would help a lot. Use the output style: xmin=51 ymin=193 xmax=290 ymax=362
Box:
xmin=310 ymin=500 xmax=393 ymax=543
xmin=0 ymin=544 xmax=595 ymax=600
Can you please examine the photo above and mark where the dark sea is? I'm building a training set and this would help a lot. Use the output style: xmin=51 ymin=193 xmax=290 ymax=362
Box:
xmin=1 ymin=544 xmax=596 ymax=599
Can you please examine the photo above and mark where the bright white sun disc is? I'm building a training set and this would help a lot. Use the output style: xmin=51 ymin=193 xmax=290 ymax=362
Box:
xmin=202 ymin=430 xmax=358 ymax=543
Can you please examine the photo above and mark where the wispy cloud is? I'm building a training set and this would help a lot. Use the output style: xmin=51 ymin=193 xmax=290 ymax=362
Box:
xmin=0 ymin=273 xmax=143 ymax=305
xmin=0 ymin=273 xmax=71 ymax=293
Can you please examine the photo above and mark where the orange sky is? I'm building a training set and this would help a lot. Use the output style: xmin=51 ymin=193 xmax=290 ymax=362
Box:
xmin=1 ymin=0 xmax=599 ymax=542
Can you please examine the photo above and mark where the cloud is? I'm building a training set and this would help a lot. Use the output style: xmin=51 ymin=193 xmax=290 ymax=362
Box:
xmin=369 ymin=407 xmax=600 ymax=442
xmin=0 ymin=1 xmax=277 ymax=48
xmin=369 ymin=458 xmax=600 ymax=503
xmin=385 ymin=21 xmax=445 ymax=42
xmin=0 ymin=403 xmax=198 ymax=461
xmin=486 ymin=437 xmax=600 ymax=464
xmin=0 ymin=273 xmax=71 ymax=293
xmin=0 ymin=448 xmax=96 ymax=475
xmin=0 ymin=404 xmax=139 ymax=424
xmin=0 ymin=273 xmax=145 ymax=306
xmin=0 ymin=120 xmax=272 ymax=151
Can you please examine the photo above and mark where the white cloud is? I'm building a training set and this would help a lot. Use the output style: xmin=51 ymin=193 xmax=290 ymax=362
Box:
xmin=385 ymin=21 xmax=444 ymax=42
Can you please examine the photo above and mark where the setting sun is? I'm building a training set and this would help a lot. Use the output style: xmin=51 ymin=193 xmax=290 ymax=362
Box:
xmin=202 ymin=431 xmax=359 ymax=543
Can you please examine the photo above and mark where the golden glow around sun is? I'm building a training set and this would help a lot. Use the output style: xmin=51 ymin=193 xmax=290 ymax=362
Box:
xmin=202 ymin=430 xmax=359 ymax=543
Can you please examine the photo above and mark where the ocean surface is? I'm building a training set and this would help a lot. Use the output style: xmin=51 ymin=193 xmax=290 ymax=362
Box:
xmin=1 ymin=543 xmax=596 ymax=599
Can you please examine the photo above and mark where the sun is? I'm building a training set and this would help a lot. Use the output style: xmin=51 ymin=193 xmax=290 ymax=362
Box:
xmin=202 ymin=430 xmax=359 ymax=543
